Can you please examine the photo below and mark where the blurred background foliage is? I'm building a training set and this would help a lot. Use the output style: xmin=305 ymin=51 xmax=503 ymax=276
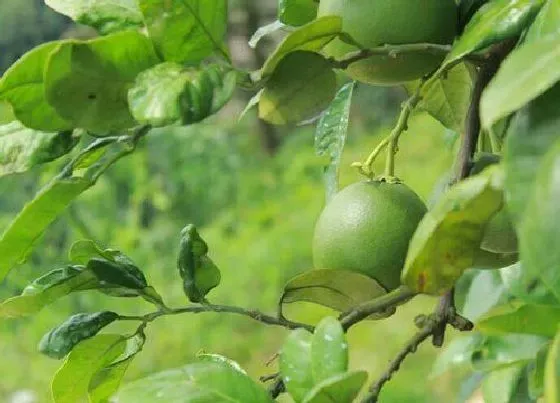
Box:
xmin=0 ymin=1 xmax=467 ymax=402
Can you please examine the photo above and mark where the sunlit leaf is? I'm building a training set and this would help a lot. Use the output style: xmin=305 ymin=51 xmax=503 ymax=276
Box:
xmin=545 ymin=329 xmax=560 ymax=403
xmin=311 ymin=317 xmax=348 ymax=384
xmin=280 ymin=328 xmax=313 ymax=402
xmin=472 ymin=334 xmax=547 ymax=372
xmin=481 ymin=363 xmax=528 ymax=403
xmin=525 ymin=0 xmax=560 ymax=42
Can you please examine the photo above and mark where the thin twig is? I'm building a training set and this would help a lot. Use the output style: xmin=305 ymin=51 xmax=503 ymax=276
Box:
xmin=118 ymin=303 xmax=314 ymax=332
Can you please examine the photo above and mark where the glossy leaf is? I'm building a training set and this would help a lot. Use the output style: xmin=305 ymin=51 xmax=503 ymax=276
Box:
xmin=259 ymin=51 xmax=336 ymax=125
xmin=279 ymin=269 xmax=391 ymax=320
xmin=472 ymin=334 xmax=547 ymax=372
xmin=482 ymin=363 xmax=527 ymax=403
xmin=39 ymin=312 xmax=119 ymax=359
xmin=116 ymin=362 xmax=274 ymax=402
xmin=301 ymin=371 xmax=368 ymax=403
xmin=414 ymin=62 xmax=474 ymax=133
xmin=0 ymin=121 xmax=78 ymax=177
xmin=88 ymin=333 xmax=146 ymax=403
xmin=0 ymin=266 xmax=97 ymax=318
xmin=315 ymin=82 xmax=354 ymax=201
xmin=526 ymin=0 xmax=560 ymax=42
xmin=44 ymin=31 xmax=159 ymax=133
xmin=520 ymin=140 xmax=560 ymax=301
xmin=128 ymin=63 xmax=237 ymax=127
xmin=261 ymin=16 xmax=342 ymax=78
xmin=529 ymin=342 xmax=549 ymax=400
xmin=280 ymin=328 xmax=313 ymax=402
xmin=504 ymin=84 xmax=560 ymax=223
xmin=402 ymin=166 xmax=505 ymax=295
xmin=139 ymin=0 xmax=229 ymax=64
xmin=545 ymin=329 xmax=560 ymax=403
xmin=279 ymin=0 xmax=318 ymax=27
xmin=311 ymin=317 xmax=348 ymax=384
xmin=177 ymin=224 xmax=221 ymax=303
xmin=477 ymin=302 xmax=560 ymax=337
xmin=87 ymin=258 xmax=147 ymax=290
xmin=0 ymin=41 xmax=71 ymax=131
xmin=0 ymin=177 xmax=92 ymax=282
xmin=481 ymin=35 xmax=560 ymax=129
xmin=45 ymin=0 xmax=143 ymax=34
xmin=444 ymin=0 xmax=544 ymax=68
xmin=52 ymin=334 xmax=126 ymax=403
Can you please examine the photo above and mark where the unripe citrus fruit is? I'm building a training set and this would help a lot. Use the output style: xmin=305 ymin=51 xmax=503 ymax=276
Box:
xmin=471 ymin=153 xmax=518 ymax=254
xmin=312 ymin=180 xmax=427 ymax=291
xmin=318 ymin=0 xmax=457 ymax=85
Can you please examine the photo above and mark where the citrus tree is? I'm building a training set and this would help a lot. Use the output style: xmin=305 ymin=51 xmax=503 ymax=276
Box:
xmin=0 ymin=0 xmax=559 ymax=402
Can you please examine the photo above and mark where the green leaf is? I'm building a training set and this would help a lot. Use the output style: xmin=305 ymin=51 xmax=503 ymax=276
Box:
xmin=477 ymin=302 xmax=560 ymax=337
xmin=413 ymin=62 xmax=474 ymax=133
xmin=500 ymin=263 xmax=558 ymax=307
xmin=315 ymin=82 xmax=354 ymax=201
xmin=259 ymin=51 xmax=336 ymax=125
xmin=472 ymin=334 xmax=547 ymax=372
xmin=197 ymin=353 xmax=247 ymax=375
xmin=0 ymin=101 xmax=15 ymax=125
xmin=545 ymin=329 xmax=560 ymax=403
xmin=116 ymin=362 xmax=274 ymax=402
xmin=261 ymin=16 xmax=342 ymax=78
xmin=482 ymin=364 xmax=527 ymax=403
xmin=280 ymin=328 xmax=313 ymax=402
xmin=520 ymin=139 xmax=560 ymax=301
xmin=139 ymin=0 xmax=229 ymax=64
xmin=128 ymin=63 xmax=237 ymax=127
xmin=0 ymin=41 xmax=72 ymax=131
xmin=0 ymin=266 xmax=98 ymax=318
xmin=525 ymin=0 xmax=560 ymax=42
xmin=430 ymin=334 xmax=483 ymax=378
xmin=279 ymin=269 xmax=392 ymax=320
xmin=39 ymin=311 xmax=119 ymax=359
xmin=89 ymin=333 xmax=145 ymax=403
xmin=45 ymin=0 xmax=143 ymax=34
xmin=301 ymin=371 xmax=368 ymax=403
xmin=455 ymin=269 xmax=505 ymax=322
xmin=481 ymin=36 xmax=560 ymax=129
xmin=87 ymin=258 xmax=147 ymax=291
xmin=0 ymin=121 xmax=78 ymax=177
xmin=402 ymin=166 xmax=505 ymax=295
xmin=249 ymin=20 xmax=286 ymax=49
xmin=279 ymin=0 xmax=318 ymax=27
xmin=177 ymin=224 xmax=221 ymax=303
xmin=311 ymin=317 xmax=348 ymax=384
xmin=504 ymin=84 xmax=560 ymax=223
xmin=52 ymin=334 xmax=126 ymax=403
xmin=444 ymin=0 xmax=545 ymax=68
xmin=44 ymin=31 xmax=159 ymax=133
xmin=0 ymin=177 xmax=92 ymax=281
xmin=529 ymin=343 xmax=549 ymax=400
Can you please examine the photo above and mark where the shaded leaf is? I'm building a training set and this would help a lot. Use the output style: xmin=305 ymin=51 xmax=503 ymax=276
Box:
xmin=261 ymin=16 xmax=342 ymax=78
xmin=116 ymin=362 xmax=274 ymax=402
xmin=311 ymin=317 xmax=348 ymax=384
xmin=301 ymin=371 xmax=367 ymax=403
xmin=44 ymin=31 xmax=159 ymax=133
xmin=0 ymin=266 xmax=97 ymax=318
xmin=430 ymin=334 xmax=483 ymax=378
xmin=259 ymin=51 xmax=336 ymax=125
xmin=280 ymin=328 xmax=313 ymax=402
xmin=545 ymin=329 xmax=560 ymax=403
xmin=279 ymin=269 xmax=392 ymax=320
xmin=0 ymin=41 xmax=72 ymax=131
xmin=139 ymin=0 xmax=229 ymax=64
xmin=402 ymin=166 xmax=505 ymax=295
xmin=529 ymin=342 xmax=549 ymax=400
xmin=472 ymin=334 xmax=547 ymax=372
xmin=482 ymin=363 xmax=527 ymax=403
xmin=520 ymin=139 xmax=560 ymax=301
xmin=128 ymin=63 xmax=236 ymax=127
xmin=315 ymin=82 xmax=354 ymax=201
xmin=455 ymin=269 xmax=505 ymax=322
xmin=279 ymin=0 xmax=318 ymax=27
xmin=477 ymin=302 xmax=560 ymax=337
xmin=45 ymin=0 xmax=143 ymax=34
xmin=0 ymin=121 xmax=78 ymax=177
xmin=444 ymin=0 xmax=544 ymax=68
xmin=481 ymin=35 xmax=560 ymax=129
xmin=87 ymin=258 xmax=147 ymax=290
xmin=177 ymin=224 xmax=220 ymax=303
xmin=52 ymin=334 xmax=126 ymax=403
xmin=503 ymin=84 xmax=560 ymax=223
xmin=39 ymin=311 xmax=119 ymax=359
xmin=500 ymin=263 xmax=558 ymax=306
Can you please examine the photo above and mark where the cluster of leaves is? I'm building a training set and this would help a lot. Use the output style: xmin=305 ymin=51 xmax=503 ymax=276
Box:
xmin=1 ymin=0 xmax=560 ymax=402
